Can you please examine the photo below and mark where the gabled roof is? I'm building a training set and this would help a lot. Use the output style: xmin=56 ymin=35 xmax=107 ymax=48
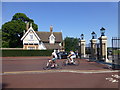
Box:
xmin=35 ymin=31 xmax=62 ymax=42
xmin=21 ymin=24 xmax=63 ymax=42
xmin=21 ymin=26 xmax=40 ymax=41
xmin=49 ymin=33 xmax=55 ymax=39
xmin=44 ymin=43 xmax=61 ymax=49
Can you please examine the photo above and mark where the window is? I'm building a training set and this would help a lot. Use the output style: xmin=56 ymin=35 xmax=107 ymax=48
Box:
xmin=34 ymin=43 xmax=38 ymax=45
xmin=30 ymin=35 xmax=33 ymax=39
xmin=51 ymin=36 xmax=54 ymax=41
xmin=49 ymin=33 xmax=55 ymax=44
xmin=50 ymin=36 xmax=55 ymax=44
xmin=24 ymin=43 xmax=28 ymax=45
xmin=28 ymin=47 xmax=35 ymax=50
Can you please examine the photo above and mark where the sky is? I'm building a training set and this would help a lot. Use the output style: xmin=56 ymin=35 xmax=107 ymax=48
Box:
xmin=2 ymin=2 xmax=118 ymax=47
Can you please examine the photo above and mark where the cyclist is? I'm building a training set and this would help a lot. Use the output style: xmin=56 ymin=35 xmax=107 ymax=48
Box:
xmin=67 ymin=50 xmax=76 ymax=63
xmin=47 ymin=49 xmax=58 ymax=67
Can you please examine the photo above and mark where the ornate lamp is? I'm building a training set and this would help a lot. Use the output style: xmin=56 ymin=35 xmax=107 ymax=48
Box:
xmin=100 ymin=27 xmax=105 ymax=36
xmin=91 ymin=31 xmax=96 ymax=39
xmin=81 ymin=34 xmax=84 ymax=40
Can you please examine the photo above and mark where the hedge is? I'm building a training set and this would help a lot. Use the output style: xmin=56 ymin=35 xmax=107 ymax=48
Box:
xmin=2 ymin=50 xmax=53 ymax=57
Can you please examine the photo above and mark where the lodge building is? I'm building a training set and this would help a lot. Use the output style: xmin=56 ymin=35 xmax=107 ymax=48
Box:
xmin=21 ymin=23 xmax=64 ymax=50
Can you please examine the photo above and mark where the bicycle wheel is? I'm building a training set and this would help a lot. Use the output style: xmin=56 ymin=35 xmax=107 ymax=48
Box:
xmin=73 ymin=60 xmax=80 ymax=66
xmin=55 ymin=63 xmax=62 ymax=69
xmin=63 ymin=60 xmax=69 ymax=66
xmin=43 ymin=62 xmax=52 ymax=70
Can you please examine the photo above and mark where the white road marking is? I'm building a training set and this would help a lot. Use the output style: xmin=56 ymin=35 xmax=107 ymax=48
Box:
xmin=1 ymin=70 xmax=119 ymax=75
xmin=112 ymin=74 xmax=120 ymax=79
xmin=106 ymin=74 xmax=120 ymax=83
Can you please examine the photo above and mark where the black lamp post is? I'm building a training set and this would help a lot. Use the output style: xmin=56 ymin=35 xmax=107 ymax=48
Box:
xmin=100 ymin=27 xmax=105 ymax=36
xmin=91 ymin=31 xmax=96 ymax=39
xmin=81 ymin=34 xmax=84 ymax=40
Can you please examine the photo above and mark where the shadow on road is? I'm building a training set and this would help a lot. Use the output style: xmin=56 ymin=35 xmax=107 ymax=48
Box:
xmin=2 ymin=83 xmax=9 ymax=88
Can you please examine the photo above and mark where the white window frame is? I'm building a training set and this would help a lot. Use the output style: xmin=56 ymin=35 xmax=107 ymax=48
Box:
xmin=50 ymin=36 xmax=55 ymax=44
xmin=30 ymin=35 xmax=33 ymax=39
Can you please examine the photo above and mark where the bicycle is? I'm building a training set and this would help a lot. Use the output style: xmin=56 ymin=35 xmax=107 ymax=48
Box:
xmin=63 ymin=57 xmax=80 ymax=66
xmin=43 ymin=59 xmax=61 ymax=70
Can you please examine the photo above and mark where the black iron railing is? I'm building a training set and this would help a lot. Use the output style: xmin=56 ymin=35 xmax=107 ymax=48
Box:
xmin=112 ymin=37 xmax=120 ymax=69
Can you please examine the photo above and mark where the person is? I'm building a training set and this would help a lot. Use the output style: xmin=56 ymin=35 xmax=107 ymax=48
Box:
xmin=57 ymin=49 xmax=62 ymax=59
xmin=75 ymin=50 xmax=79 ymax=58
xmin=47 ymin=49 xmax=58 ymax=67
xmin=67 ymin=50 xmax=76 ymax=63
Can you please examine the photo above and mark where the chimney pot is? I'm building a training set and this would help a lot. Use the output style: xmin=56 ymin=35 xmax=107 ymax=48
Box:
xmin=26 ymin=22 xmax=29 ymax=31
xmin=50 ymin=25 xmax=53 ymax=32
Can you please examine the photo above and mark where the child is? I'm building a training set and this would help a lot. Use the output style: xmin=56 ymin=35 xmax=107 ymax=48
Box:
xmin=47 ymin=49 xmax=58 ymax=67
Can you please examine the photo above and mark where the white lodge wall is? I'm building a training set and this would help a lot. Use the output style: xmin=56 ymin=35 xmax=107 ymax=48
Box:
xmin=23 ymin=31 xmax=39 ymax=44
xmin=38 ymin=42 xmax=46 ymax=50
xmin=21 ymin=24 xmax=63 ymax=50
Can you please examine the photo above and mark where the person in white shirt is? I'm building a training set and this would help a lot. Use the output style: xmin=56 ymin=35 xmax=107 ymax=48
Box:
xmin=47 ymin=49 xmax=58 ymax=67
xmin=51 ymin=49 xmax=58 ymax=60
xmin=67 ymin=50 xmax=76 ymax=63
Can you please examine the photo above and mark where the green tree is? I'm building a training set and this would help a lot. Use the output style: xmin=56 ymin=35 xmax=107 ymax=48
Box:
xmin=64 ymin=37 xmax=79 ymax=52
xmin=2 ymin=13 xmax=38 ymax=48
xmin=0 ymin=29 xmax=2 ymax=48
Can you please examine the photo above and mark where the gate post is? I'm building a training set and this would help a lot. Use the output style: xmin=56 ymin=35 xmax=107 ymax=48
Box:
xmin=90 ymin=32 xmax=97 ymax=61
xmin=79 ymin=34 xmax=86 ymax=58
xmin=98 ymin=27 xmax=108 ymax=62
xmin=90 ymin=39 xmax=97 ymax=61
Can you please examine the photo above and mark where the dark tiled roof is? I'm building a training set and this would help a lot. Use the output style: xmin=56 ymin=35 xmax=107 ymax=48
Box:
xmin=44 ymin=43 xmax=62 ymax=49
xmin=35 ymin=31 xmax=63 ymax=42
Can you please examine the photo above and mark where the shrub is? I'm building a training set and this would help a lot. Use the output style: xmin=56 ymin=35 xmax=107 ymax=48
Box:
xmin=2 ymin=49 xmax=53 ymax=57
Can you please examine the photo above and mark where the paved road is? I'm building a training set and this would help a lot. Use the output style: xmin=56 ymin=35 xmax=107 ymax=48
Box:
xmin=2 ymin=57 xmax=110 ymax=72
xmin=2 ymin=72 xmax=119 ymax=88
xmin=2 ymin=57 xmax=120 ymax=88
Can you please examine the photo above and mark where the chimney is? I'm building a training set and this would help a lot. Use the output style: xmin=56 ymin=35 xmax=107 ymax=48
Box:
xmin=23 ymin=30 xmax=25 ymax=34
xmin=50 ymin=25 xmax=53 ymax=32
xmin=26 ymin=22 xmax=29 ymax=31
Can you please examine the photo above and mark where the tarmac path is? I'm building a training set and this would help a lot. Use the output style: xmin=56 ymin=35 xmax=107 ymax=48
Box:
xmin=2 ymin=56 xmax=111 ymax=72
xmin=1 ymin=57 xmax=120 ymax=88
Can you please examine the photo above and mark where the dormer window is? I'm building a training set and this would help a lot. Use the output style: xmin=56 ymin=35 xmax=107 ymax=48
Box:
xmin=49 ymin=33 xmax=55 ymax=44
xmin=51 ymin=36 xmax=54 ymax=41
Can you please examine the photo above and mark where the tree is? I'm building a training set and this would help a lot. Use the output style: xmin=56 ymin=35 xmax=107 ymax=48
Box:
xmin=12 ymin=13 xmax=38 ymax=30
xmin=2 ymin=13 xmax=38 ymax=48
xmin=64 ymin=37 xmax=79 ymax=52
xmin=0 ymin=29 xmax=2 ymax=48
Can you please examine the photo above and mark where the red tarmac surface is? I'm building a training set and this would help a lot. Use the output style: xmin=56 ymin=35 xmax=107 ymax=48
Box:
xmin=1 ymin=57 xmax=120 ymax=88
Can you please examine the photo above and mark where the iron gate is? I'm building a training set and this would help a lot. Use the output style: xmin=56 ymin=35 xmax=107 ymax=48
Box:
xmin=97 ymin=43 xmax=100 ymax=60
xmin=112 ymin=37 xmax=120 ymax=69
xmin=86 ymin=43 xmax=100 ymax=61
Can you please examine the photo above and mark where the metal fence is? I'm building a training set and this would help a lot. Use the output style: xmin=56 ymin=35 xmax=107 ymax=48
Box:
xmin=112 ymin=37 xmax=120 ymax=69
xmin=85 ymin=43 xmax=99 ymax=61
